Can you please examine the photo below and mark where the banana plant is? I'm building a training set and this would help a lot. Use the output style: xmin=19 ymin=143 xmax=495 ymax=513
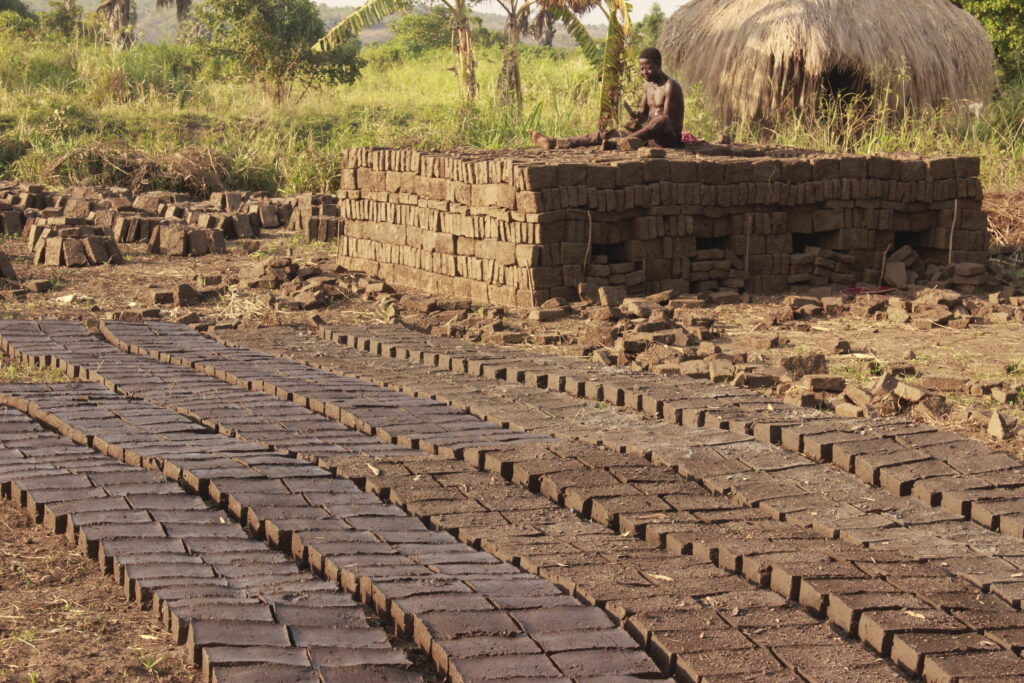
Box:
xmin=547 ymin=0 xmax=633 ymax=131
xmin=314 ymin=0 xmax=478 ymax=102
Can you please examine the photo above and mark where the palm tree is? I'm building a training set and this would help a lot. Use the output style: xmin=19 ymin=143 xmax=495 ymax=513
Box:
xmin=315 ymin=0 xmax=479 ymax=102
xmin=530 ymin=9 xmax=555 ymax=47
xmin=155 ymin=0 xmax=192 ymax=21
xmin=96 ymin=0 xmax=133 ymax=46
xmin=494 ymin=0 xmax=589 ymax=109
xmin=549 ymin=0 xmax=633 ymax=130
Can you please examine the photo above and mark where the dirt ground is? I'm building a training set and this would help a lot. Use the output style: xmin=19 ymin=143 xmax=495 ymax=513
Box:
xmin=0 ymin=501 xmax=196 ymax=682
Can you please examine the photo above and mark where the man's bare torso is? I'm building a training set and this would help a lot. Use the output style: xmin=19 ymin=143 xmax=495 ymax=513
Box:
xmin=643 ymin=76 xmax=685 ymax=135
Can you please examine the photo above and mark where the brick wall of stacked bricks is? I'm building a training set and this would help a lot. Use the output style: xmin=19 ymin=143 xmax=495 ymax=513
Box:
xmin=324 ymin=147 xmax=987 ymax=307
xmin=0 ymin=181 xmax=293 ymax=259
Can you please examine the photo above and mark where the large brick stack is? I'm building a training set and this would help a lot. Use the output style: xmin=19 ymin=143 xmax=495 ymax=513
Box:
xmin=333 ymin=147 xmax=987 ymax=307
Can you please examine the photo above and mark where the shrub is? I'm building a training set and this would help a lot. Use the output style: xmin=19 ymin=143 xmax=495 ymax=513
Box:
xmin=956 ymin=0 xmax=1024 ymax=78
xmin=190 ymin=0 xmax=364 ymax=98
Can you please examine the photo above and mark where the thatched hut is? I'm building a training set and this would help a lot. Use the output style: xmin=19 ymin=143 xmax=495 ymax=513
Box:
xmin=658 ymin=0 xmax=996 ymax=123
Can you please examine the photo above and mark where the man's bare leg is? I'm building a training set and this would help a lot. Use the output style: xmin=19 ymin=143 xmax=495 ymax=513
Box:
xmin=529 ymin=130 xmax=555 ymax=150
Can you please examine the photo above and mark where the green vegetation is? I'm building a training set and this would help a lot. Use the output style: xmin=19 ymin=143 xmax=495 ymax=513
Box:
xmin=192 ymin=0 xmax=363 ymax=98
xmin=0 ymin=5 xmax=1022 ymax=196
xmin=956 ymin=0 xmax=1024 ymax=78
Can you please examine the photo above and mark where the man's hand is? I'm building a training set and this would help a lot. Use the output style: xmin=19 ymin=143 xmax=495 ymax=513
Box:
xmin=623 ymin=102 xmax=647 ymax=131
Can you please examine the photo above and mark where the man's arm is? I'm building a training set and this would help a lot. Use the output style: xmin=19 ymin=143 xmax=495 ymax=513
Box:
xmin=658 ymin=81 xmax=674 ymax=121
xmin=638 ymin=84 xmax=652 ymax=122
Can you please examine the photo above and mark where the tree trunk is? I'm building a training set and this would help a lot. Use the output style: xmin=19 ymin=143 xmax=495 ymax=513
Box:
xmin=453 ymin=0 xmax=477 ymax=102
xmin=97 ymin=0 xmax=134 ymax=47
xmin=597 ymin=9 xmax=625 ymax=131
xmin=498 ymin=17 xmax=522 ymax=109
xmin=536 ymin=10 xmax=554 ymax=47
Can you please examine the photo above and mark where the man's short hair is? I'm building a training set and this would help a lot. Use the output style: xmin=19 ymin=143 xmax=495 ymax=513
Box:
xmin=638 ymin=47 xmax=662 ymax=65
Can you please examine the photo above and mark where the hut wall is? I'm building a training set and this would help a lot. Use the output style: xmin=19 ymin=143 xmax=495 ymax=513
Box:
xmin=297 ymin=148 xmax=987 ymax=306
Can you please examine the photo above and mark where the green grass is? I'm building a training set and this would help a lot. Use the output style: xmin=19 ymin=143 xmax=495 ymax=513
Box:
xmin=1 ymin=28 xmax=1023 ymax=194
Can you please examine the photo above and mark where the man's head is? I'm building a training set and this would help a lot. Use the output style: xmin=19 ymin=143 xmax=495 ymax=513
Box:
xmin=638 ymin=47 xmax=663 ymax=82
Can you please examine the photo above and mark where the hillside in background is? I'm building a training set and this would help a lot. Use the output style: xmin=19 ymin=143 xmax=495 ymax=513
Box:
xmin=22 ymin=1 xmax=601 ymax=46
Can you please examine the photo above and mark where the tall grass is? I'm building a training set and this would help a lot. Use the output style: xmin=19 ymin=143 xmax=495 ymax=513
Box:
xmin=1 ymin=27 xmax=1022 ymax=195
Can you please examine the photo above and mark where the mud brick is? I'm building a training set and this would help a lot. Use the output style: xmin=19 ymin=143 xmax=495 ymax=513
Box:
xmin=186 ymin=620 xmax=294 ymax=664
xmin=801 ymin=431 xmax=876 ymax=462
xmin=877 ymin=459 xmax=958 ymax=496
xmin=550 ymin=648 xmax=659 ymax=678
xmin=316 ymin=665 xmax=421 ymax=683
xmin=537 ymin=467 xmax=620 ymax=501
xmin=778 ymin=421 xmax=851 ymax=454
xmin=831 ymin=437 xmax=904 ymax=472
xmin=891 ymin=632 xmax=1000 ymax=675
xmin=201 ymin=646 xmax=312 ymax=678
xmin=43 ymin=497 xmax=132 ymax=534
xmin=60 ymin=238 xmax=89 ymax=267
xmin=939 ymin=486 xmax=1009 ymax=517
xmin=969 ymin=497 xmax=1024 ymax=530
xmin=77 ymin=521 xmax=168 ymax=556
xmin=769 ymin=561 xmax=865 ymax=600
xmin=998 ymin=515 xmax=1024 ymax=539
xmin=66 ymin=509 xmax=152 ymax=534
xmin=798 ymin=577 xmax=898 ymax=613
xmin=909 ymin=474 xmax=991 ymax=507
xmin=448 ymin=653 xmax=563 ymax=683
xmin=305 ymin=646 xmax=411 ymax=669
xmin=674 ymin=647 xmax=785 ymax=680
xmin=922 ymin=651 xmax=1024 ymax=682
xmin=771 ymin=643 xmax=884 ymax=673
xmin=853 ymin=449 xmax=929 ymax=486
xmin=81 ymin=235 xmax=109 ymax=264
xmin=857 ymin=608 xmax=965 ymax=656
xmin=288 ymin=626 xmax=390 ymax=649
xmin=431 ymin=634 xmax=540 ymax=672
xmin=945 ymin=451 xmax=1020 ymax=476
xmin=587 ymin=493 xmax=673 ymax=528
xmin=511 ymin=605 xmax=611 ymax=633
xmin=827 ymin=592 xmax=929 ymax=633
xmin=209 ymin=663 xmax=319 ymax=683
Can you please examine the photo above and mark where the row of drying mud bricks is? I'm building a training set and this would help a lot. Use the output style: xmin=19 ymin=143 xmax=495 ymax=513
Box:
xmin=183 ymin=324 xmax=1024 ymax=680
xmin=97 ymin=322 xmax=1008 ymax=680
xmin=331 ymin=148 xmax=985 ymax=307
xmin=321 ymin=323 xmax=1024 ymax=547
xmin=0 ymin=413 xmax=396 ymax=683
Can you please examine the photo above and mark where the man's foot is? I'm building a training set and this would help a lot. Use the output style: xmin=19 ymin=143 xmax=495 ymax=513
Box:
xmin=529 ymin=130 xmax=555 ymax=150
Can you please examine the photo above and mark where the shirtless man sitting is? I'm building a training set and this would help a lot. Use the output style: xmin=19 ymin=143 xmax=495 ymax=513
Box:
xmin=530 ymin=47 xmax=685 ymax=150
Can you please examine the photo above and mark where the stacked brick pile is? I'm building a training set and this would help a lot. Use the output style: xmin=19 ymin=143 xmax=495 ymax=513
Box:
xmin=0 ymin=181 xmax=51 ymax=211
xmin=147 ymin=223 xmax=226 ymax=257
xmin=116 ymin=190 xmax=291 ymax=243
xmin=1 ymin=183 xmax=293 ymax=256
xmin=332 ymin=147 xmax=987 ymax=307
xmin=287 ymin=193 xmax=341 ymax=241
xmin=27 ymin=223 xmax=123 ymax=266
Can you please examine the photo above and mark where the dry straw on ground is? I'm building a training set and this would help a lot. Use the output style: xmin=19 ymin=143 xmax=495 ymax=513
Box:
xmin=658 ymin=0 xmax=996 ymax=123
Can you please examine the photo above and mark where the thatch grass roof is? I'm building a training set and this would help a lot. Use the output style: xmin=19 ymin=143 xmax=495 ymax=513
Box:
xmin=658 ymin=0 xmax=996 ymax=123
